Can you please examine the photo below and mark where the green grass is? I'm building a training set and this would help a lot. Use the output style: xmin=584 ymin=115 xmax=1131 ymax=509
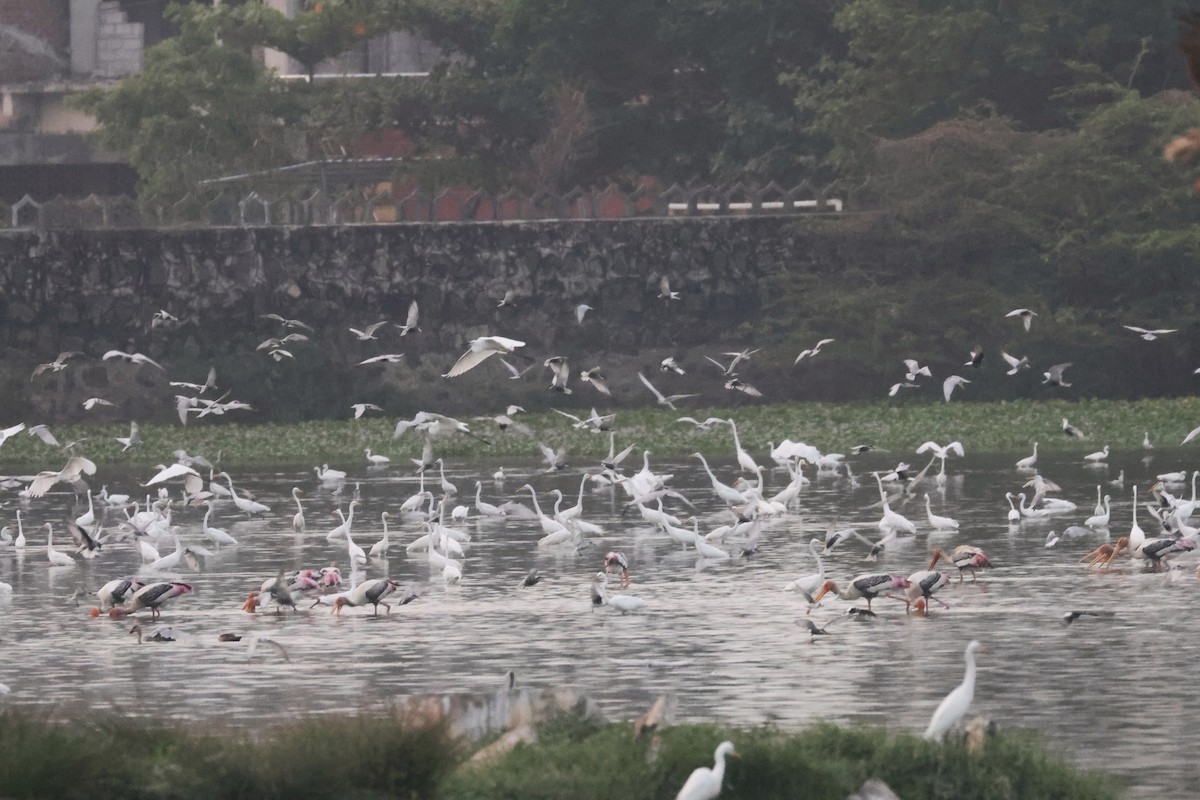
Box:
xmin=3 ymin=396 xmax=1198 ymax=467
xmin=0 ymin=709 xmax=455 ymax=800
xmin=0 ymin=710 xmax=1118 ymax=800
xmin=439 ymin=720 xmax=1121 ymax=800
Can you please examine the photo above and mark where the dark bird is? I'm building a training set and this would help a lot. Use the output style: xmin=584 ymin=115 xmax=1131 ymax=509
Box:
xmin=795 ymin=618 xmax=836 ymax=637
xmin=1062 ymin=610 xmax=1115 ymax=626
xmin=964 ymin=347 xmax=985 ymax=368
xmin=1062 ymin=417 xmax=1086 ymax=439
xmin=520 ymin=569 xmax=542 ymax=589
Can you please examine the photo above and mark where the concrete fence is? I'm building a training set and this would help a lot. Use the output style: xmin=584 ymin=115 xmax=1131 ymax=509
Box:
xmin=4 ymin=180 xmax=844 ymax=230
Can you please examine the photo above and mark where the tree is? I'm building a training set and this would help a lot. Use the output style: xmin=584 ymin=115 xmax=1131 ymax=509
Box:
xmin=74 ymin=5 xmax=300 ymax=204
xmin=792 ymin=0 xmax=1186 ymax=175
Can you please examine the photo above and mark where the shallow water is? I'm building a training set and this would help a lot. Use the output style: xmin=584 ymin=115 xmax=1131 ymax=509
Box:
xmin=0 ymin=447 xmax=1196 ymax=796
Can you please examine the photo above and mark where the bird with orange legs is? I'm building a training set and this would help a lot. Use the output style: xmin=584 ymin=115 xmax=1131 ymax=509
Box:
xmin=811 ymin=573 xmax=911 ymax=614
xmin=1099 ymin=486 xmax=1197 ymax=571
xmin=905 ymin=569 xmax=952 ymax=613
xmin=928 ymin=546 xmax=993 ymax=582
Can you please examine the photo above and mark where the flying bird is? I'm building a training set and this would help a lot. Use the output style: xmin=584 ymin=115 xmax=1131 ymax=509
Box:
xmin=543 ymin=356 xmax=572 ymax=394
xmin=444 ymin=336 xmax=526 ymax=378
xmin=115 ymin=421 xmax=143 ymax=452
xmin=260 ymin=313 xmax=314 ymax=331
xmin=31 ymin=351 xmax=81 ymax=380
xmin=0 ymin=422 xmax=26 ymax=449
xmin=256 ymin=333 xmax=308 ymax=351
xmin=1042 ymin=363 xmax=1073 ymax=387
xmin=942 ymin=375 xmax=970 ymax=402
xmin=351 ymin=403 xmax=383 ymax=419
xmin=575 ymin=304 xmax=593 ymax=324
xmin=580 ymin=366 xmax=611 ymax=396
xmin=1123 ymin=325 xmax=1178 ymax=341
xmin=1005 ymin=308 xmax=1037 ymax=331
xmin=82 ymin=397 xmax=115 ymax=410
xmin=348 ymin=321 xmax=389 ymax=341
xmin=794 ymin=338 xmax=834 ymax=364
xmin=497 ymin=289 xmax=517 ymax=308
xmin=357 ymin=353 xmax=404 ymax=365
xmin=657 ymin=276 xmax=680 ymax=300
xmin=499 ymin=357 xmax=537 ymax=380
xmin=724 ymin=378 xmax=763 ymax=397
xmin=902 ymin=359 xmax=932 ymax=381
xmin=660 ymin=357 xmax=685 ymax=374
xmin=1000 ymin=352 xmax=1030 ymax=375
xmin=396 ymin=300 xmax=421 ymax=336
xmin=963 ymin=347 xmax=984 ymax=368
xmin=102 ymin=350 xmax=164 ymax=370
xmin=638 ymin=372 xmax=698 ymax=410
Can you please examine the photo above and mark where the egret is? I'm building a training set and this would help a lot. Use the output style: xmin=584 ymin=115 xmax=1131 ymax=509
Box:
xmin=924 ymin=640 xmax=986 ymax=741
xmin=1015 ymin=443 xmax=1038 ymax=470
xmin=591 ymin=572 xmax=646 ymax=613
xmin=923 ymin=494 xmax=960 ymax=531
xmin=675 ymin=741 xmax=737 ymax=800
xmin=444 ymin=336 xmax=526 ymax=378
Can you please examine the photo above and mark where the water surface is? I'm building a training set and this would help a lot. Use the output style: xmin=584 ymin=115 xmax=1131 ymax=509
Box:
xmin=0 ymin=448 xmax=1194 ymax=797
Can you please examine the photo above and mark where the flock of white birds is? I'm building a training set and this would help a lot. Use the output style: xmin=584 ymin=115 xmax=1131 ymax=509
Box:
xmin=3 ymin=294 xmax=1198 ymax=799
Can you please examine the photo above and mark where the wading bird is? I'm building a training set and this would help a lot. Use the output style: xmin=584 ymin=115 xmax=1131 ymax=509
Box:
xmin=923 ymin=640 xmax=985 ymax=740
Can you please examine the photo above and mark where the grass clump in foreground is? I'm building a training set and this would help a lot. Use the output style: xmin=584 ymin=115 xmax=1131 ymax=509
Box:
xmin=1 ymin=396 xmax=1198 ymax=468
xmin=0 ymin=709 xmax=1120 ymax=799
xmin=0 ymin=709 xmax=455 ymax=800
xmin=443 ymin=720 xmax=1120 ymax=800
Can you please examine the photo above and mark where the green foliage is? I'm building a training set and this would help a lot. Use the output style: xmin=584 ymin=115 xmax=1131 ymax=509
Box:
xmin=441 ymin=722 xmax=1119 ymax=800
xmin=792 ymin=0 xmax=1184 ymax=174
xmin=73 ymin=5 xmax=300 ymax=203
xmin=0 ymin=397 xmax=1196 ymax=468
xmin=0 ymin=710 xmax=454 ymax=800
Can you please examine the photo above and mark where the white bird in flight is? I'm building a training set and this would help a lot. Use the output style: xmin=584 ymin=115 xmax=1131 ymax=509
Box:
xmin=902 ymin=359 xmax=932 ymax=381
xmin=638 ymin=372 xmax=698 ymax=410
xmin=444 ymin=336 xmax=526 ymax=378
xmin=658 ymin=276 xmax=680 ymax=300
xmin=1001 ymin=351 xmax=1030 ymax=375
xmin=1005 ymin=308 xmax=1037 ymax=331
xmin=102 ymin=350 xmax=164 ymax=370
xmin=396 ymin=300 xmax=420 ymax=336
xmin=942 ymin=375 xmax=970 ymax=402
xmin=1124 ymin=325 xmax=1178 ymax=341
xmin=357 ymin=353 xmax=404 ymax=366
xmin=794 ymin=338 xmax=834 ymax=364
xmin=348 ymin=321 xmax=389 ymax=341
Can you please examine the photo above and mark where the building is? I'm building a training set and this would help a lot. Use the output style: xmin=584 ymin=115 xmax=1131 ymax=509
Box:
xmin=0 ymin=0 xmax=437 ymax=204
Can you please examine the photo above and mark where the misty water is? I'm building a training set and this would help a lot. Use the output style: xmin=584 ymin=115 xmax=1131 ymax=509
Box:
xmin=0 ymin=447 xmax=1196 ymax=797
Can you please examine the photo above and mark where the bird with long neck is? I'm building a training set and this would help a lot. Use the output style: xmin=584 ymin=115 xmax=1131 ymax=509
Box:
xmin=691 ymin=453 xmax=745 ymax=505
xmin=811 ymin=573 xmax=911 ymax=613
xmin=923 ymin=640 xmax=986 ymax=740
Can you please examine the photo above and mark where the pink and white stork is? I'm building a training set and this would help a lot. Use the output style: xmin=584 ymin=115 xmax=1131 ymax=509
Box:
xmin=811 ymin=573 xmax=911 ymax=613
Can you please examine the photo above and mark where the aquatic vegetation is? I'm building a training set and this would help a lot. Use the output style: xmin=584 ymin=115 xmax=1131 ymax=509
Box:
xmin=1 ymin=397 xmax=1197 ymax=467
xmin=0 ymin=709 xmax=1117 ymax=799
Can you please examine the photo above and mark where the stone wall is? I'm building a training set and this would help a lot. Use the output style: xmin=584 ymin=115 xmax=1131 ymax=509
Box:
xmin=0 ymin=216 xmax=862 ymax=421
